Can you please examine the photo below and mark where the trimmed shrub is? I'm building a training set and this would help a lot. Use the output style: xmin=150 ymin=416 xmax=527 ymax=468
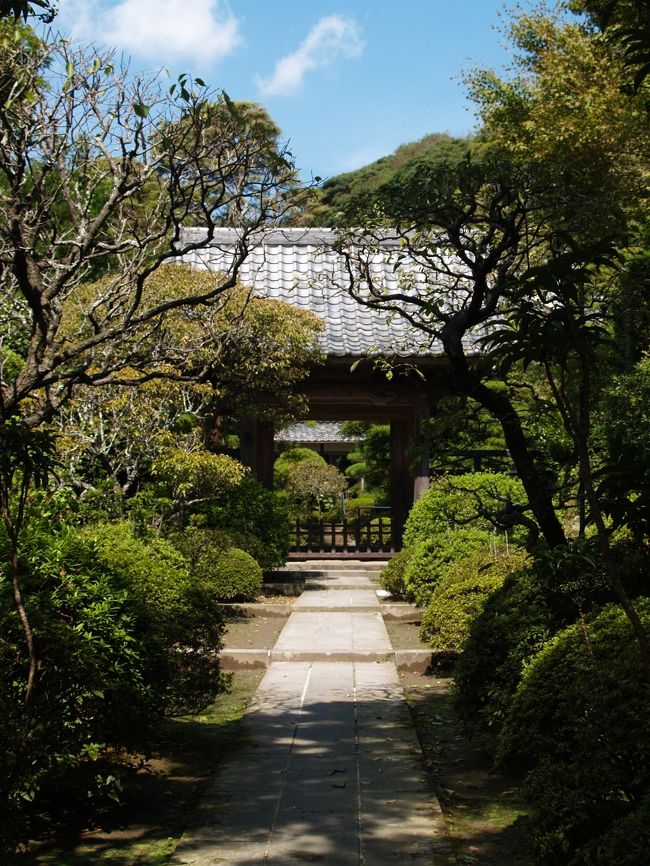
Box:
xmin=346 ymin=494 xmax=377 ymax=512
xmin=208 ymin=547 xmax=263 ymax=601
xmin=0 ymin=526 xmax=151 ymax=852
xmin=403 ymin=472 xmax=527 ymax=547
xmin=496 ymin=600 xmax=650 ymax=865
xmin=453 ymin=562 xmax=568 ymax=730
xmin=576 ymin=791 xmax=650 ymax=866
xmin=380 ymin=546 xmax=415 ymax=598
xmin=85 ymin=522 xmax=226 ymax=715
xmin=207 ymin=476 xmax=289 ymax=569
xmin=453 ymin=537 xmax=650 ymax=733
xmin=173 ymin=524 xmax=266 ymax=570
xmin=403 ymin=527 xmax=494 ymax=606
xmin=274 ymin=447 xmax=325 ymax=488
xmin=420 ymin=550 xmax=529 ymax=652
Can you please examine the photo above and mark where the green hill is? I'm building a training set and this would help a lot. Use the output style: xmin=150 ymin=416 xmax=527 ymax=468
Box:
xmin=299 ymin=132 xmax=480 ymax=226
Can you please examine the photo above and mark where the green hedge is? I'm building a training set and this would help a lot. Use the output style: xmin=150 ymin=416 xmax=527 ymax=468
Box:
xmin=453 ymin=561 xmax=568 ymax=731
xmin=403 ymin=527 xmax=494 ymax=606
xmin=206 ymin=476 xmax=289 ymax=569
xmin=576 ymin=790 xmax=650 ymax=866
xmin=420 ymin=550 xmax=529 ymax=652
xmin=380 ymin=547 xmax=415 ymax=598
xmin=208 ymin=547 xmax=263 ymax=601
xmin=497 ymin=599 xmax=650 ymax=866
xmin=85 ymin=522 xmax=226 ymax=715
xmin=0 ymin=527 xmax=152 ymax=852
xmin=403 ymin=472 xmax=527 ymax=547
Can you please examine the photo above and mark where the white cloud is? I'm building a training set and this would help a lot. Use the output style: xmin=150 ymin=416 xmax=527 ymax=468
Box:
xmin=257 ymin=14 xmax=363 ymax=97
xmin=58 ymin=0 xmax=241 ymax=66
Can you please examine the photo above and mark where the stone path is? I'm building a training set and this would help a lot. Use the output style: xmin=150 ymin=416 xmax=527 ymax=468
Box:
xmin=171 ymin=563 xmax=454 ymax=866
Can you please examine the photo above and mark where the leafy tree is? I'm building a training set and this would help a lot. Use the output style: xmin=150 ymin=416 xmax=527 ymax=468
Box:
xmin=274 ymin=446 xmax=327 ymax=488
xmin=152 ymin=448 xmax=246 ymax=526
xmin=53 ymin=275 xmax=323 ymax=495
xmin=341 ymin=421 xmax=390 ymax=499
xmin=464 ymin=8 xmax=650 ymax=232
xmin=285 ymin=458 xmax=348 ymax=517
xmin=0 ymin=27 xmax=300 ymax=809
xmin=0 ymin=0 xmax=55 ymax=21
xmin=336 ymin=157 xmax=650 ymax=675
xmin=336 ymin=158 xmax=571 ymax=548
xmin=0 ymin=31 xmax=298 ymax=430
xmin=569 ymin=0 xmax=650 ymax=90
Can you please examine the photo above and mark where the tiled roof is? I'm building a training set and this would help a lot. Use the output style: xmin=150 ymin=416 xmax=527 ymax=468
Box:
xmin=177 ymin=227 xmax=443 ymax=358
xmin=276 ymin=422 xmax=357 ymax=444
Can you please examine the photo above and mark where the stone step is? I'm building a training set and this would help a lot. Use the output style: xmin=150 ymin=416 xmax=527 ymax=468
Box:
xmin=221 ymin=601 xmax=419 ymax=621
xmin=302 ymin=572 xmax=379 ymax=578
xmin=220 ymin=647 xmax=435 ymax=673
xmin=282 ymin=560 xmax=387 ymax=572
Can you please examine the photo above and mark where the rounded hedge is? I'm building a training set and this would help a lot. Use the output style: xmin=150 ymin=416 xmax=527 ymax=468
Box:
xmin=0 ymin=527 xmax=151 ymax=852
xmin=453 ymin=562 xmax=567 ymax=731
xmin=85 ymin=522 xmax=226 ymax=714
xmin=420 ymin=550 xmax=529 ymax=652
xmin=403 ymin=472 xmax=528 ymax=548
xmin=172 ymin=524 xmax=266 ymax=570
xmin=274 ymin=447 xmax=325 ymax=488
xmin=403 ymin=527 xmax=494 ymax=606
xmin=497 ymin=599 xmax=650 ymax=865
xmin=380 ymin=546 xmax=415 ymax=598
xmin=576 ymin=791 xmax=650 ymax=866
xmin=208 ymin=547 xmax=263 ymax=601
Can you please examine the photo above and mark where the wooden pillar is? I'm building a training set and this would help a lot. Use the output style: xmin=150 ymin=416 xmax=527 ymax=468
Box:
xmin=390 ymin=417 xmax=415 ymax=550
xmin=413 ymin=405 xmax=430 ymax=502
xmin=240 ymin=416 xmax=274 ymax=489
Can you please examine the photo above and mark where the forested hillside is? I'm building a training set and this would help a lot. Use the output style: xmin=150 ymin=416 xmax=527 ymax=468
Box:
xmin=299 ymin=132 xmax=480 ymax=225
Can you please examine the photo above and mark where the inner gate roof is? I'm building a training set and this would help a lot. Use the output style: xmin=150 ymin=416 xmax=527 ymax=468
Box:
xmin=178 ymin=227 xmax=444 ymax=358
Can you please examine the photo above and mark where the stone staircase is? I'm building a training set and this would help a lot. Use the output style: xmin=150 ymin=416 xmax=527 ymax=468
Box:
xmin=222 ymin=560 xmax=432 ymax=674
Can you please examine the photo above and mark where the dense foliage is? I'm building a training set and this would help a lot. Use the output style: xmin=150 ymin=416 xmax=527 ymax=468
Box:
xmin=379 ymin=546 xmax=415 ymax=598
xmin=420 ymin=550 xmax=529 ymax=652
xmin=403 ymin=472 xmax=528 ymax=548
xmin=206 ymin=476 xmax=290 ymax=570
xmin=402 ymin=527 xmax=495 ymax=606
xmin=0 ymin=516 xmax=226 ymax=850
xmin=3 ymin=1 xmax=650 ymax=859
xmin=497 ymin=600 xmax=650 ymax=864
xmin=205 ymin=548 xmax=263 ymax=601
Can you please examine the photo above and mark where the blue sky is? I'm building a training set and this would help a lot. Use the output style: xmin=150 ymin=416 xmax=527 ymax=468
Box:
xmin=52 ymin=0 xmax=537 ymax=180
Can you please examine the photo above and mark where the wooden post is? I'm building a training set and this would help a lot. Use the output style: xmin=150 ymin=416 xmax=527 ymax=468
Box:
xmin=413 ymin=405 xmax=430 ymax=502
xmin=391 ymin=417 xmax=416 ymax=550
xmin=239 ymin=416 xmax=274 ymax=489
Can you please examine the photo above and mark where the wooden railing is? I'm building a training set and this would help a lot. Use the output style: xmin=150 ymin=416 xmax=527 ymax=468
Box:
xmin=291 ymin=516 xmax=394 ymax=554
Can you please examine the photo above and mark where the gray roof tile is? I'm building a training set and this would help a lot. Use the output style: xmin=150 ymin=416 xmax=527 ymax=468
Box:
xmin=276 ymin=422 xmax=357 ymax=444
xmin=178 ymin=227 xmax=442 ymax=358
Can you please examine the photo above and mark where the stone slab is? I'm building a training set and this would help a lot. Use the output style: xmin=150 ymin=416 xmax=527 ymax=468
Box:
xmin=273 ymin=612 xmax=391 ymax=654
xmin=171 ymin=564 xmax=451 ymax=866
xmin=294 ymin=588 xmax=380 ymax=608
xmin=170 ymin=661 xmax=453 ymax=866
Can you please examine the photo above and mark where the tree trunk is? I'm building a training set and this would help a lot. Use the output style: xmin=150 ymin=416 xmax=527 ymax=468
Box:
xmin=441 ymin=325 xmax=567 ymax=548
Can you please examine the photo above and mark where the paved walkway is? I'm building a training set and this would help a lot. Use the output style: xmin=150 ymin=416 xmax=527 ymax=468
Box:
xmin=171 ymin=564 xmax=454 ymax=866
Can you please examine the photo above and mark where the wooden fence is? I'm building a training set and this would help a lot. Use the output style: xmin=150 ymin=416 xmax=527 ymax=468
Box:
xmin=291 ymin=516 xmax=394 ymax=555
